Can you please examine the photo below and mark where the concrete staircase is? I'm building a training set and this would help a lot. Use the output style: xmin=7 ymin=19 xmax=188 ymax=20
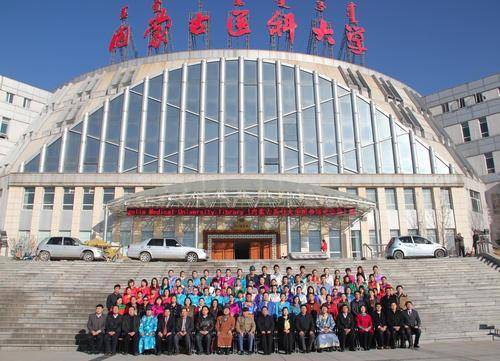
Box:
xmin=0 ymin=257 xmax=499 ymax=350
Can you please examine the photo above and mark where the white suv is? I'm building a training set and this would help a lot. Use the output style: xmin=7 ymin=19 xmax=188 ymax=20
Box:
xmin=127 ymin=238 xmax=207 ymax=263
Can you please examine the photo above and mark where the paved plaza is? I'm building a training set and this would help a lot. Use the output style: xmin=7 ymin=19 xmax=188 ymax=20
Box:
xmin=1 ymin=341 xmax=499 ymax=361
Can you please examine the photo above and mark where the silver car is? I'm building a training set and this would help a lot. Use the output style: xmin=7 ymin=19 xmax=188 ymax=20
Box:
xmin=36 ymin=237 xmax=105 ymax=262
xmin=127 ymin=238 xmax=207 ymax=263
xmin=385 ymin=235 xmax=448 ymax=259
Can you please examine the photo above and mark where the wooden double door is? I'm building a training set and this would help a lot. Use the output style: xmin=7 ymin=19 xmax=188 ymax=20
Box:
xmin=211 ymin=238 xmax=272 ymax=260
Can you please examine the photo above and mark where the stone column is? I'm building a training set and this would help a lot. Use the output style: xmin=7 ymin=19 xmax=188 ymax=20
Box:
xmin=29 ymin=187 xmax=44 ymax=238
xmin=71 ymin=187 xmax=84 ymax=238
xmin=50 ymin=187 xmax=64 ymax=236
xmin=4 ymin=187 xmax=24 ymax=239
xmin=396 ymin=187 xmax=408 ymax=235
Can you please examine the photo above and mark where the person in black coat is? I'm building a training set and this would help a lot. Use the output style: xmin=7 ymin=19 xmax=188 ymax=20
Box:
xmin=104 ymin=305 xmax=122 ymax=355
xmin=386 ymin=302 xmax=403 ymax=349
xmin=256 ymin=306 xmax=275 ymax=355
xmin=400 ymin=301 xmax=421 ymax=348
xmin=276 ymin=307 xmax=294 ymax=354
xmin=174 ymin=308 xmax=194 ymax=355
xmin=121 ymin=306 xmax=140 ymax=355
xmin=168 ymin=297 xmax=182 ymax=319
xmin=294 ymin=305 xmax=315 ymax=353
xmin=195 ymin=306 xmax=215 ymax=355
xmin=106 ymin=285 xmax=121 ymax=311
xmin=156 ymin=308 xmax=175 ymax=355
xmin=381 ymin=287 xmax=398 ymax=313
xmin=371 ymin=303 xmax=389 ymax=349
xmin=337 ymin=304 xmax=355 ymax=352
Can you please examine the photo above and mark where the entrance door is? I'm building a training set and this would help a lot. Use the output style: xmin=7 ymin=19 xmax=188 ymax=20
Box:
xmin=212 ymin=240 xmax=235 ymax=260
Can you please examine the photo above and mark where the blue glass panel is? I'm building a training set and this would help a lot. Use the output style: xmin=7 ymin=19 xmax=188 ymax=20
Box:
xmin=339 ymin=95 xmax=355 ymax=151
xmin=123 ymin=149 xmax=138 ymax=171
xmin=225 ymin=61 xmax=239 ymax=127
xmin=321 ymin=100 xmax=336 ymax=157
xmin=362 ymin=145 xmax=376 ymax=174
xmin=358 ymin=98 xmax=373 ymax=145
xmin=244 ymin=134 xmax=258 ymax=173
xmin=398 ymin=132 xmax=413 ymax=174
xmin=283 ymin=113 xmax=298 ymax=149
xmin=186 ymin=64 xmax=201 ymax=113
xmin=281 ymin=65 xmax=296 ymax=114
xmin=284 ymin=148 xmax=298 ymax=170
xmin=416 ymin=142 xmax=432 ymax=174
xmin=379 ymin=139 xmax=395 ymax=173
xmin=204 ymin=141 xmax=219 ymax=173
xmin=308 ymin=230 xmax=321 ymax=252
xmin=344 ymin=150 xmax=357 ymax=172
xmin=145 ymin=99 xmax=160 ymax=157
xmin=185 ymin=113 xmax=199 ymax=148
xmin=224 ymin=133 xmax=239 ymax=173
xmin=83 ymin=137 xmax=99 ymax=173
xmin=126 ymin=92 xmax=142 ymax=150
xmin=300 ymin=71 xmax=314 ymax=109
xmin=24 ymin=154 xmax=40 ymax=173
xmin=264 ymin=141 xmax=279 ymax=173
xmin=206 ymin=62 xmax=220 ymax=120
xmin=87 ymin=108 xmax=103 ymax=139
xmin=64 ymin=131 xmax=81 ymax=172
xmin=167 ymin=69 xmax=182 ymax=106
xmin=143 ymin=160 xmax=158 ymax=173
xmin=302 ymin=107 xmax=317 ymax=157
xmin=103 ymin=143 xmax=119 ymax=172
xmin=45 ymin=138 xmax=61 ymax=173
xmin=149 ymin=75 xmax=163 ymax=101
xmin=319 ymin=77 xmax=333 ymax=101
xmin=244 ymin=85 xmax=257 ymax=127
xmin=376 ymin=110 xmax=391 ymax=140
xmin=164 ymin=106 xmax=180 ymax=156
xmin=264 ymin=119 xmax=278 ymax=142
xmin=205 ymin=119 xmax=219 ymax=141
xmin=106 ymin=96 xmax=123 ymax=144
xmin=184 ymin=147 xmax=198 ymax=172
xmin=263 ymin=63 xmax=277 ymax=121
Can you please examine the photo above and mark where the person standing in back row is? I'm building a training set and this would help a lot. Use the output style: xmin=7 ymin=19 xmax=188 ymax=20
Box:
xmin=455 ymin=233 xmax=465 ymax=257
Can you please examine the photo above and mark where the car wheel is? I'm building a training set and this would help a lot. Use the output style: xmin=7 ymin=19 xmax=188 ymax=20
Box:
xmin=39 ymin=251 xmax=51 ymax=261
xmin=393 ymin=250 xmax=404 ymax=260
xmin=139 ymin=252 xmax=152 ymax=263
xmin=83 ymin=251 xmax=95 ymax=262
xmin=186 ymin=252 xmax=198 ymax=263
xmin=434 ymin=249 xmax=446 ymax=258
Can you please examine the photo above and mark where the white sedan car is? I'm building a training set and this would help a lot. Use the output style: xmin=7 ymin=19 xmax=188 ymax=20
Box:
xmin=127 ymin=238 xmax=207 ymax=262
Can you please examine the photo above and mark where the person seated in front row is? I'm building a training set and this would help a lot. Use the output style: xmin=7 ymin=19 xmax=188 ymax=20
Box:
xmin=156 ymin=308 xmax=175 ymax=355
xmin=315 ymin=304 xmax=339 ymax=352
xmin=276 ymin=307 xmax=294 ymax=354
xmin=87 ymin=304 xmax=106 ymax=354
xmin=295 ymin=304 xmax=315 ymax=353
xmin=371 ymin=303 xmax=389 ymax=349
xmin=138 ymin=306 xmax=157 ymax=354
xmin=337 ymin=304 xmax=356 ymax=352
xmin=386 ymin=301 xmax=403 ymax=349
xmin=401 ymin=301 xmax=421 ymax=349
xmin=195 ymin=305 xmax=214 ymax=355
xmin=236 ymin=307 xmax=256 ymax=354
xmin=121 ymin=305 xmax=140 ymax=355
xmin=216 ymin=305 xmax=236 ymax=354
xmin=356 ymin=305 xmax=373 ymax=351
xmin=174 ymin=307 xmax=194 ymax=355
xmin=256 ymin=306 xmax=275 ymax=355
xmin=104 ymin=305 xmax=122 ymax=355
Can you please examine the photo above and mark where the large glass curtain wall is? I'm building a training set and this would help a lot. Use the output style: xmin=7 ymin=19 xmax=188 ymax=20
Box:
xmin=24 ymin=58 xmax=451 ymax=176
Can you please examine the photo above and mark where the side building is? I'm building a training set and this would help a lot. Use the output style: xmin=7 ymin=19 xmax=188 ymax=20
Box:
xmin=422 ymin=74 xmax=500 ymax=241
xmin=0 ymin=50 xmax=489 ymax=259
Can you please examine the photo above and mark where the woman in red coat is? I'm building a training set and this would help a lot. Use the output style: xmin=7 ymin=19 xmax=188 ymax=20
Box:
xmin=356 ymin=305 xmax=373 ymax=350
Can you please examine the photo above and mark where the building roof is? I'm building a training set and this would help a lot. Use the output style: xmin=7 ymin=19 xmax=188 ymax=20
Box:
xmin=106 ymin=179 xmax=375 ymax=219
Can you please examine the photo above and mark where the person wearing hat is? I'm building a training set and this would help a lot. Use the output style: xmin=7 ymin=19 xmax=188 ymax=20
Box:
xmin=236 ymin=307 xmax=256 ymax=354
xmin=216 ymin=305 xmax=236 ymax=354
xmin=245 ymin=265 xmax=259 ymax=286
xmin=138 ymin=305 xmax=158 ymax=354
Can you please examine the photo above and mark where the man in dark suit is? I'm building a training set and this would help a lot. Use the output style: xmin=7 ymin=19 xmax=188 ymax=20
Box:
xmin=337 ymin=304 xmax=355 ymax=352
xmin=256 ymin=306 xmax=275 ymax=355
xmin=295 ymin=305 xmax=315 ymax=353
xmin=157 ymin=308 xmax=175 ymax=355
xmin=401 ymin=301 xmax=421 ymax=348
xmin=106 ymin=285 xmax=121 ymax=311
xmin=386 ymin=302 xmax=403 ymax=348
xmin=87 ymin=304 xmax=106 ymax=354
xmin=371 ymin=303 xmax=389 ymax=349
xmin=121 ymin=306 xmax=140 ymax=355
xmin=104 ymin=305 xmax=122 ymax=355
xmin=174 ymin=308 xmax=194 ymax=355
xmin=381 ymin=287 xmax=398 ymax=313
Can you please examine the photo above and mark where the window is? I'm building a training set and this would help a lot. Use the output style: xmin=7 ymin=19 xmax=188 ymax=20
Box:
xmin=479 ymin=117 xmax=489 ymax=138
xmin=441 ymin=188 xmax=453 ymax=210
xmin=390 ymin=229 xmax=400 ymax=238
xmin=103 ymin=187 xmax=115 ymax=204
xmin=63 ymin=187 xmax=74 ymax=210
xmin=0 ymin=117 xmax=9 ymax=136
xmin=43 ymin=187 xmax=55 ymax=210
xmin=165 ymin=239 xmax=179 ymax=247
xmin=5 ymin=92 xmax=14 ymax=103
xmin=308 ymin=230 xmax=321 ymax=252
xmin=365 ymin=188 xmax=378 ymax=205
xmin=148 ymin=239 xmax=164 ymax=247
xmin=413 ymin=236 xmax=431 ymax=244
xmin=346 ymin=188 xmax=358 ymax=196
xmin=423 ymin=188 xmax=434 ymax=209
xmin=329 ymin=229 xmax=341 ymax=258
xmin=350 ymin=230 xmax=361 ymax=259
xmin=441 ymin=102 xmax=449 ymax=113
xmin=82 ymin=188 xmax=94 ymax=210
xmin=47 ymin=237 xmax=62 ymax=245
xmin=475 ymin=92 xmax=484 ymax=103
xmin=63 ymin=238 xmax=76 ymax=246
xmin=79 ymin=231 xmax=91 ymax=242
xmin=385 ymin=188 xmax=397 ymax=210
xmin=23 ymin=98 xmax=31 ymax=109
xmin=123 ymin=187 xmax=135 ymax=194
xmin=182 ymin=232 xmax=196 ymax=248
xmin=404 ymin=189 xmax=416 ymax=210
xmin=408 ymin=229 xmax=418 ymax=236
xmin=23 ymin=187 xmax=35 ymax=210
xmin=470 ymin=190 xmax=482 ymax=213
xmin=458 ymin=97 xmax=466 ymax=108
xmin=485 ymin=152 xmax=495 ymax=174
xmin=399 ymin=236 xmax=413 ymax=244
xmin=291 ymin=231 xmax=301 ymax=253
xmin=426 ymin=230 xmax=437 ymax=243
xmin=461 ymin=122 xmax=471 ymax=142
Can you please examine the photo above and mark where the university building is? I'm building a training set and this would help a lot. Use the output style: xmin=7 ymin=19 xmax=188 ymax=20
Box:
xmin=0 ymin=50 xmax=489 ymax=259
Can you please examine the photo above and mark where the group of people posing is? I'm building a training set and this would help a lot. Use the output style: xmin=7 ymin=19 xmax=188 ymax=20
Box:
xmin=86 ymin=264 xmax=422 ymax=355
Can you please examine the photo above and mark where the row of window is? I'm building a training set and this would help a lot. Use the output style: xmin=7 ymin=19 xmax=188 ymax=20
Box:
xmin=461 ymin=116 xmax=490 ymax=143
xmin=437 ymin=87 xmax=500 ymax=115
xmin=0 ymin=117 xmax=9 ymax=137
xmin=3 ymin=91 xmax=32 ymax=109
xmin=384 ymin=188 xmax=453 ymax=211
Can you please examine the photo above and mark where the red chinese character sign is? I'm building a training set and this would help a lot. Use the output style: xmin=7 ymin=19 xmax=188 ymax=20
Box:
xmin=109 ymin=6 xmax=136 ymax=63
xmin=189 ymin=1 xmax=211 ymax=50
xmin=339 ymin=1 xmax=367 ymax=65
xmin=308 ymin=0 xmax=335 ymax=58
xmin=268 ymin=0 xmax=298 ymax=51
xmin=144 ymin=0 xmax=173 ymax=55
xmin=227 ymin=0 xmax=251 ymax=49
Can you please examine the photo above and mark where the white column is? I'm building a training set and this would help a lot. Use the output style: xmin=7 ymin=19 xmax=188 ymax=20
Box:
xmin=219 ymin=59 xmax=226 ymax=173
xmin=178 ymin=64 xmax=188 ymax=173
xmin=39 ymin=144 xmax=47 ymax=173
xmin=389 ymin=115 xmax=401 ymax=174
xmin=198 ymin=60 xmax=207 ymax=173
xmin=276 ymin=61 xmax=285 ymax=173
xmin=257 ymin=59 xmax=265 ymax=174
xmin=98 ymin=98 xmax=110 ymax=174
xmin=370 ymin=101 xmax=382 ymax=174
xmin=58 ymin=127 xmax=68 ymax=173
xmin=409 ymin=130 xmax=418 ymax=174
xmin=78 ymin=113 xmax=89 ymax=173
xmin=158 ymin=70 xmax=169 ymax=173
xmin=332 ymin=81 xmax=344 ymax=173
xmin=138 ymin=77 xmax=150 ymax=173
xmin=238 ymin=57 xmax=245 ymax=174
xmin=351 ymin=91 xmax=363 ymax=173
xmin=313 ymin=72 xmax=325 ymax=173
xmin=118 ymin=87 xmax=130 ymax=173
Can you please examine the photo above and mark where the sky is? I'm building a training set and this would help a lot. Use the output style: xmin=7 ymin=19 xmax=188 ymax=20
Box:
xmin=0 ymin=0 xmax=498 ymax=94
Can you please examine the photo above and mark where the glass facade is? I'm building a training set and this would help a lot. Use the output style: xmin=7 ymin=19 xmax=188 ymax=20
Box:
xmin=22 ymin=59 xmax=449 ymax=177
